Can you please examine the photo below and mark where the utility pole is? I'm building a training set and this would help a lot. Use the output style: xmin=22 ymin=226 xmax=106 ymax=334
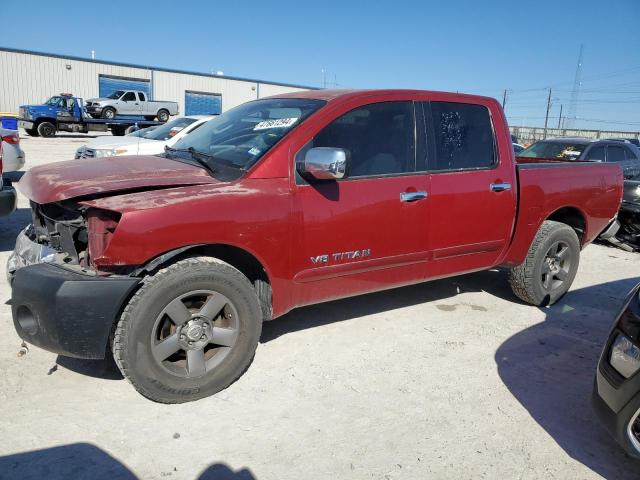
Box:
xmin=557 ymin=104 xmax=563 ymax=129
xmin=543 ymin=88 xmax=552 ymax=139
xmin=321 ymin=68 xmax=326 ymax=89
xmin=502 ymin=89 xmax=507 ymax=109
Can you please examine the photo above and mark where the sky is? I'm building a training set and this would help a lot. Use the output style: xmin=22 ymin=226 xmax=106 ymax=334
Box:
xmin=2 ymin=0 xmax=640 ymax=131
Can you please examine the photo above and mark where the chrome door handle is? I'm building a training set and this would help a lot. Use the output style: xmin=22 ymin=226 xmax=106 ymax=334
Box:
xmin=490 ymin=183 xmax=512 ymax=192
xmin=400 ymin=191 xmax=428 ymax=202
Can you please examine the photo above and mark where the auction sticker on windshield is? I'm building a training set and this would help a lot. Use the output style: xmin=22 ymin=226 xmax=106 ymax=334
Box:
xmin=254 ymin=118 xmax=298 ymax=130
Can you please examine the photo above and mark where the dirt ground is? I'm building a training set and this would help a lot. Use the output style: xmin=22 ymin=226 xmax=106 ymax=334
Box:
xmin=0 ymin=133 xmax=639 ymax=480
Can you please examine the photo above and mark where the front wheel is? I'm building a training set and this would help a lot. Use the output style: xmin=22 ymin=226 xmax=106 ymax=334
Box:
xmin=37 ymin=121 xmax=56 ymax=137
xmin=101 ymin=107 xmax=116 ymax=119
xmin=508 ymin=220 xmax=580 ymax=306
xmin=112 ymin=257 xmax=263 ymax=403
xmin=24 ymin=128 xmax=39 ymax=137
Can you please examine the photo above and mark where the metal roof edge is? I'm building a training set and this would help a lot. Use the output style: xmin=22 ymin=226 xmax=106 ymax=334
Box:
xmin=0 ymin=46 xmax=318 ymax=91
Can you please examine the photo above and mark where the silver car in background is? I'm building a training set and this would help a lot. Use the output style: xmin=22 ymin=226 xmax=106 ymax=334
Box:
xmin=85 ymin=90 xmax=179 ymax=122
xmin=0 ymin=128 xmax=25 ymax=172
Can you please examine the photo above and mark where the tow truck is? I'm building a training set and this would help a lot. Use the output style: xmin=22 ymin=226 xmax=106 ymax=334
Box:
xmin=18 ymin=93 xmax=165 ymax=137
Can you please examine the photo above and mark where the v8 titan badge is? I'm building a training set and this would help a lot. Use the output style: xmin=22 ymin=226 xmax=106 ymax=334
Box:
xmin=310 ymin=249 xmax=371 ymax=265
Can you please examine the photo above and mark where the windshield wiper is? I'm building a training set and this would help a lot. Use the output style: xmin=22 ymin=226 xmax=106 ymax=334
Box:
xmin=164 ymin=146 xmax=217 ymax=176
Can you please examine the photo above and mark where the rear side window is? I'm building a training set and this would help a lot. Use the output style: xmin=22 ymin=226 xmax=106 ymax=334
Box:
xmin=312 ymin=101 xmax=416 ymax=177
xmin=625 ymin=147 xmax=638 ymax=160
xmin=138 ymin=92 xmax=146 ymax=102
xmin=608 ymin=145 xmax=626 ymax=162
xmin=585 ymin=146 xmax=606 ymax=161
xmin=428 ymin=102 xmax=495 ymax=170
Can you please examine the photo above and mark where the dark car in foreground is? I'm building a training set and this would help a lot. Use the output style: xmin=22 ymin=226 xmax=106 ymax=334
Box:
xmin=593 ymin=282 xmax=640 ymax=459
xmin=518 ymin=137 xmax=640 ymax=179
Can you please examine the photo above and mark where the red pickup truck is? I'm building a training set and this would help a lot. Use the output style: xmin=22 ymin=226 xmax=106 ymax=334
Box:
xmin=9 ymin=90 xmax=623 ymax=403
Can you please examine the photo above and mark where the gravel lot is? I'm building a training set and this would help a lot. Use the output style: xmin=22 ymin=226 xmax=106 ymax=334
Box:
xmin=0 ymin=133 xmax=639 ymax=480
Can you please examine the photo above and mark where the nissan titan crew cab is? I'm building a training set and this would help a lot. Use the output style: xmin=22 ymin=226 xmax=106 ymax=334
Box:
xmin=8 ymin=90 xmax=624 ymax=403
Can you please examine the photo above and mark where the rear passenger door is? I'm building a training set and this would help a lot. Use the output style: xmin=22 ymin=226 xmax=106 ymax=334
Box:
xmin=137 ymin=92 xmax=147 ymax=115
xmin=424 ymin=101 xmax=517 ymax=276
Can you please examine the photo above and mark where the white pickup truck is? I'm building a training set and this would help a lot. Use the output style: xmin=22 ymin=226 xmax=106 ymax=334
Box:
xmin=85 ymin=90 xmax=179 ymax=122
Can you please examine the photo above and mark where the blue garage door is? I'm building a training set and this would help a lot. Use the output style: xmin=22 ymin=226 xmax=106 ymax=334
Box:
xmin=98 ymin=75 xmax=150 ymax=98
xmin=185 ymin=91 xmax=222 ymax=115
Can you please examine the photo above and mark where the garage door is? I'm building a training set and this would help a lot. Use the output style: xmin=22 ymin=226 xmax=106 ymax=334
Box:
xmin=98 ymin=75 xmax=150 ymax=98
xmin=185 ymin=91 xmax=222 ymax=115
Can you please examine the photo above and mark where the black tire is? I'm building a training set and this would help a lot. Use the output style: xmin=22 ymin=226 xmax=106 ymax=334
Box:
xmin=157 ymin=109 xmax=170 ymax=122
xmin=124 ymin=126 xmax=137 ymax=135
xmin=111 ymin=126 xmax=126 ymax=136
xmin=37 ymin=121 xmax=56 ymax=137
xmin=101 ymin=107 xmax=117 ymax=119
xmin=508 ymin=220 xmax=580 ymax=306
xmin=112 ymin=257 xmax=263 ymax=403
xmin=24 ymin=128 xmax=39 ymax=137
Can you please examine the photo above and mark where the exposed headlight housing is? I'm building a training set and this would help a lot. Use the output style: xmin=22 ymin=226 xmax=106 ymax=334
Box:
xmin=610 ymin=333 xmax=640 ymax=378
xmin=94 ymin=148 xmax=128 ymax=158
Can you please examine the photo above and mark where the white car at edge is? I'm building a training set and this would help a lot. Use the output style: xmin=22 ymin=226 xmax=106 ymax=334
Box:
xmin=75 ymin=115 xmax=214 ymax=159
xmin=0 ymin=128 xmax=25 ymax=172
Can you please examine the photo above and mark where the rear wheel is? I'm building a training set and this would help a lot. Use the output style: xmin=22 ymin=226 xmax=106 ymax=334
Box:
xmin=157 ymin=109 xmax=170 ymax=122
xmin=37 ymin=121 xmax=56 ymax=137
xmin=24 ymin=128 xmax=39 ymax=137
xmin=508 ymin=220 xmax=580 ymax=306
xmin=110 ymin=126 xmax=127 ymax=136
xmin=102 ymin=107 xmax=116 ymax=120
xmin=112 ymin=257 xmax=262 ymax=403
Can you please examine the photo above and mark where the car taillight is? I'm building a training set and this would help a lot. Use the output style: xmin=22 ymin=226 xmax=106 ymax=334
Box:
xmin=1 ymin=134 xmax=19 ymax=145
xmin=87 ymin=208 xmax=121 ymax=267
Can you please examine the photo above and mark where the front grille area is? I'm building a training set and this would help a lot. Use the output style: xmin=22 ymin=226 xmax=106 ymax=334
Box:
xmin=30 ymin=201 xmax=88 ymax=265
xmin=84 ymin=149 xmax=96 ymax=158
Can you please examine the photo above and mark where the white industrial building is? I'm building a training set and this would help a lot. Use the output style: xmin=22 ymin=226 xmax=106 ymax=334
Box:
xmin=0 ymin=47 xmax=313 ymax=115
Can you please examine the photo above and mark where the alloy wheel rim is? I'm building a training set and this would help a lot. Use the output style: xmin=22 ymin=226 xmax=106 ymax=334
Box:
xmin=541 ymin=241 xmax=571 ymax=291
xmin=150 ymin=289 xmax=239 ymax=378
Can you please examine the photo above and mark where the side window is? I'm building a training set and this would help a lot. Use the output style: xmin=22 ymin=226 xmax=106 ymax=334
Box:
xmin=607 ymin=145 xmax=625 ymax=162
xmin=312 ymin=101 xmax=416 ymax=177
xmin=122 ymin=92 xmax=136 ymax=102
xmin=429 ymin=101 xmax=495 ymax=170
xmin=625 ymin=146 xmax=638 ymax=160
xmin=585 ymin=145 xmax=606 ymax=162
xmin=138 ymin=92 xmax=146 ymax=102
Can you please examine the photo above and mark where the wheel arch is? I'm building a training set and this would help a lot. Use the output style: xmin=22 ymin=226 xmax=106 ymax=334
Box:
xmin=34 ymin=117 xmax=57 ymax=126
xmin=545 ymin=206 xmax=588 ymax=245
xmin=134 ymin=243 xmax=273 ymax=320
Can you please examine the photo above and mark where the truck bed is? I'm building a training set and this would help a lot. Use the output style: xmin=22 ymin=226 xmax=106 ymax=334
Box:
xmin=501 ymin=159 xmax=624 ymax=266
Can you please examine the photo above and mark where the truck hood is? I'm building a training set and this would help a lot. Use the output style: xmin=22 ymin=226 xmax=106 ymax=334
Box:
xmin=86 ymin=97 xmax=110 ymax=103
xmin=18 ymin=155 xmax=218 ymax=204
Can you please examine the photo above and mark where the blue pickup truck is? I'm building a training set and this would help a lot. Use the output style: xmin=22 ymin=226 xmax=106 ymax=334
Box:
xmin=18 ymin=93 xmax=165 ymax=137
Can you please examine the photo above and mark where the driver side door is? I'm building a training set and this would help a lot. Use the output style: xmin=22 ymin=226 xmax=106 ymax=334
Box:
xmin=291 ymin=100 xmax=431 ymax=307
xmin=119 ymin=91 xmax=138 ymax=115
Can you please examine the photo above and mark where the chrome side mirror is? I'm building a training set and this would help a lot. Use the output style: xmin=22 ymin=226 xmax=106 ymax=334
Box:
xmin=302 ymin=147 xmax=348 ymax=180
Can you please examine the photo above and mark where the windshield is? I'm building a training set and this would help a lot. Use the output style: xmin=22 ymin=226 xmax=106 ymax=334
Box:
xmin=170 ymin=98 xmax=325 ymax=170
xmin=45 ymin=96 xmax=65 ymax=107
xmin=128 ymin=126 xmax=157 ymax=137
xmin=140 ymin=117 xmax=198 ymax=141
xmin=517 ymin=141 xmax=587 ymax=160
xmin=107 ymin=90 xmax=125 ymax=99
